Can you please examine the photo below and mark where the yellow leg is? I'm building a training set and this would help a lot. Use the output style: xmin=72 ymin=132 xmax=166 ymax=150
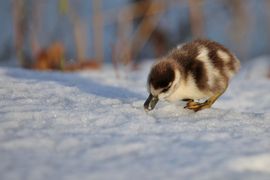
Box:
xmin=185 ymin=85 xmax=228 ymax=112
xmin=184 ymin=99 xmax=201 ymax=110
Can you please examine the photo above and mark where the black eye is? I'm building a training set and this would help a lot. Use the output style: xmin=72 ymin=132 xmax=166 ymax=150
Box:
xmin=162 ymin=86 xmax=171 ymax=93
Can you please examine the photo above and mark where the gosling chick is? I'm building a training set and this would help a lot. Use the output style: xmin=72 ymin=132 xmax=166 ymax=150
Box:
xmin=144 ymin=39 xmax=240 ymax=112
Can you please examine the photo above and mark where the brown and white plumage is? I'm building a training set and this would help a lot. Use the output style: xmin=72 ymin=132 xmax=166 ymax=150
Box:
xmin=144 ymin=39 xmax=240 ymax=112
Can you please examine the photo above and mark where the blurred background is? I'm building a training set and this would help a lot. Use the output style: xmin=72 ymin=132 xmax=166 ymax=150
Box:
xmin=0 ymin=0 xmax=270 ymax=73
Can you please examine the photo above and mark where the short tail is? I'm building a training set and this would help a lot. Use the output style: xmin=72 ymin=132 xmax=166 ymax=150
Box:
xmin=233 ymin=55 xmax=241 ymax=73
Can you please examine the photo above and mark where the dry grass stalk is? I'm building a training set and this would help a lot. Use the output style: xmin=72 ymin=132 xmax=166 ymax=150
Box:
xmin=129 ymin=14 xmax=163 ymax=63
xmin=30 ymin=0 xmax=43 ymax=56
xmin=114 ymin=0 xmax=167 ymax=65
xmin=94 ymin=0 xmax=165 ymax=26
xmin=74 ymin=21 xmax=87 ymax=60
xmin=62 ymin=1 xmax=87 ymax=61
xmin=92 ymin=0 xmax=104 ymax=63
xmin=226 ymin=0 xmax=250 ymax=59
xmin=12 ymin=0 xmax=27 ymax=65
xmin=188 ymin=0 xmax=204 ymax=38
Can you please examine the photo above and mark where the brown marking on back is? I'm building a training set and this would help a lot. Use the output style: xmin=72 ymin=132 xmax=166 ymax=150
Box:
xmin=167 ymin=43 xmax=210 ymax=90
xmin=195 ymin=39 xmax=240 ymax=73
xmin=167 ymin=42 xmax=199 ymax=82
xmin=189 ymin=59 xmax=209 ymax=90
xmin=163 ymin=39 xmax=239 ymax=92
xmin=194 ymin=39 xmax=239 ymax=81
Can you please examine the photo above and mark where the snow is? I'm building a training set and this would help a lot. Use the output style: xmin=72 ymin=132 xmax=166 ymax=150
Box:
xmin=0 ymin=57 xmax=270 ymax=180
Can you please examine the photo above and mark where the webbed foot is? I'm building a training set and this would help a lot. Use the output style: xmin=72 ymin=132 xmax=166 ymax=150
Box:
xmin=184 ymin=100 xmax=212 ymax=112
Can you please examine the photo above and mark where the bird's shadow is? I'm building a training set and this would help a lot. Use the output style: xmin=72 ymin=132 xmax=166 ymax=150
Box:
xmin=6 ymin=68 xmax=144 ymax=102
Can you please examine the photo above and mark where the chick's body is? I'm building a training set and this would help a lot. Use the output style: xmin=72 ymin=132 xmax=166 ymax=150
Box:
xmin=145 ymin=39 xmax=240 ymax=112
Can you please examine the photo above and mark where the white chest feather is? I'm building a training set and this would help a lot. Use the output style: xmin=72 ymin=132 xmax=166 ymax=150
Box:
xmin=165 ymin=75 xmax=209 ymax=101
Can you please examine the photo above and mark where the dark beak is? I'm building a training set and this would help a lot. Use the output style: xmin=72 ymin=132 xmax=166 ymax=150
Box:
xmin=144 ymin=94 xmax=159 ymax=111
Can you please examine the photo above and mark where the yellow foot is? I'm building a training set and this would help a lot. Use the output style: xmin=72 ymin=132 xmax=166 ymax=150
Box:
xmin=184 ymin=84 xmax=228 ymax=112
xmin=184 ymin=100 xmax=212 ymax=112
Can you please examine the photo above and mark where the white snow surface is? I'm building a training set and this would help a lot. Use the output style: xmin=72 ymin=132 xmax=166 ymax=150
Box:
xmin=0 ymin=57 xmax=270 ymax=180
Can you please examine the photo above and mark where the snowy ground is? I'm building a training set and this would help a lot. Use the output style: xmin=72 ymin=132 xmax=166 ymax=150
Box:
xmin=0 ymin=57 xmax=270 ymax=180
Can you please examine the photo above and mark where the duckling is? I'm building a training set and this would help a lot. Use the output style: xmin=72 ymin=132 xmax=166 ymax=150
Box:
xmin=144 ymin=39 xmax=240 ymax=112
